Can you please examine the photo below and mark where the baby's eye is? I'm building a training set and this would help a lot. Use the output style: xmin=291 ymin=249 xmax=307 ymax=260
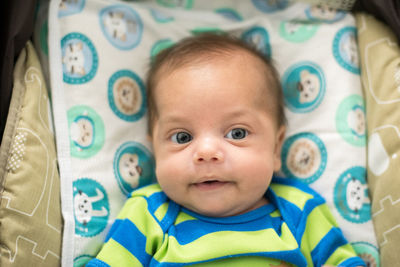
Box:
xmin=171 ymin=132 xmax=192 ymax=144
xmin=226 ymin=128 xmax=248 ymax=140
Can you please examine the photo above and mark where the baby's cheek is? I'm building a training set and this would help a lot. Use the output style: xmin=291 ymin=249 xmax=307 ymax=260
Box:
xmin=155 ymin=156 xmax=187 ymax=185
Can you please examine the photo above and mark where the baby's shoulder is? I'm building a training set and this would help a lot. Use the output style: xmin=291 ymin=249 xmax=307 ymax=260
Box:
xmin=129 ymin=183 xmax=163 ymax=198
xmin=269 ymin=176 xmax=325 ymax=212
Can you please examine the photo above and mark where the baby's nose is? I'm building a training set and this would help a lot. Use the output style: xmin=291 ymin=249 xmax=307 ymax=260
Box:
xmin=193 ymin=137 xmax=224 ymax=164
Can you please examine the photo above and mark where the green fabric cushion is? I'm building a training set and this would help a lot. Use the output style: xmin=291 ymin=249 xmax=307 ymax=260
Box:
xmin=0 ymin=41 xmax=62 ymax=266
xmin=356 ymin=12 xmax=400 ymax=266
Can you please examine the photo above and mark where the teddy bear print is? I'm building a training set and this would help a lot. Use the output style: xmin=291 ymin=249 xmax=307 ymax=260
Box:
xmin=114 ymin=77 xmax=142 ymax=115
xmin=347 ymin=105 xmax=366 ymax=138
xmin=310 ymin=4 xmax=338 ymax=21
xmin=341 ymin=34 xmax=359 ymax=67
xmin=346 ymin=177 xmax=370 ymax=213
xmin=63 ymin=42 xmax=86 ymax=76
xmin=119 ymin=153 xmax=143 ymax=189
xmin=74 ymin=188 xmax=108 ymax=227
xmin=59 ymin=0 xmax=78 ymax=10
xmin=288 ymin=140 xmax=318 ymax=176
xmin=103 ymin=11 xmax=138 ymax=42
xmin=284 ymin=21 xmax=301 ymax=35
xmin=297 ymin=70 xmax=321 ymax=104
xmin=70 ymin=116 xmax=94 ymax=149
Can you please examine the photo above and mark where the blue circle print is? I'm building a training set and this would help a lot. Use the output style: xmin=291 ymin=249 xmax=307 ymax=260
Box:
xmin=74 ymin=255 xmax=93 ymax=267
xmin=282 ymin=61 xmax=326 ymax=113
xmin=305 ymin=5 xmax=346 ymax=23
xmin=352 ymin=242 xmax=380 ymax=267
xmin=58 ymin=0 xmax=85 ymax=17
xmin=333 ymin=27 xmax=360 ymax=74
xmin=334 ymin=166 xmax=371 ymax=223
xmin=215 ymin=8 xmax=243 ymax=21
xmin=242 ymin=26 xmax=271 ymax=58
xmin=67 ymin=105 xmax=105 ymax=158
xmin=99 ymin=5 xmax=143 ymax=50
xmin=108 ymin=70 xmax=146 ymax=122
xmin=281 ymin=132 xmax=327 ymax=184
xmin=150 ymin=8 xmax=174 ymax=23
xmin=113 ymin=142 xmax=156 ymax=195
xmin=73 ymin=178 xmax=109 ymax=237
xmin=61 ymin=32 xmax=98 ymax=84
xmin=252 ymin=0 xmax=289 ymax=12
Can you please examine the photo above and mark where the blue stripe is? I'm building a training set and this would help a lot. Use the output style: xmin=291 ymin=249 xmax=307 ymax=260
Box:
xmin=311 ymin=227 xmax=348 ymax=267
xmin=147 ymin=191 xmax=168 ymax=213
xmin=104 ymin=219 xmax=122 ymax=243
xmin=293 ymin=197 xmax=325 ymax=243
xmin=170 ymin=204 xmax=281 ymax=245
xmin=266 ymin=189 xmax=302 ymax=237
xmin=86 ymin=258 xmax=111 ymax=267
xmin=268 ymin=179 xmax=326 ymax=244
xmin=149 ymin=249 xmax=307 ymax=267
xmin=160 ymin=201 xmax=180 ymax=232
xmin=171 ymin=215 xmax=283 ymax=245
xmin=112 ymin=219 xmax=152 ymax=266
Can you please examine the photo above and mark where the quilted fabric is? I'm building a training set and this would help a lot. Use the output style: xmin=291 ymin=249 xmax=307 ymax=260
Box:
xmin=0 ymin=41 xmax=62 ymax=266
xmin=356 ymin=12 xmax=400 ymax=267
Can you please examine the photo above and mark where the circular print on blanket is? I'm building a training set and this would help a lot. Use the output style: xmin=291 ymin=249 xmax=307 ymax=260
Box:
xmin=157 ymin=0 xmax=193 ymax=9
xmin=279 ymin=20 xmax=319 ymax=43
xmin=191 ymin=27 xmax=224 ymax=35
xmin=113 ymin=142 xmax=156 ymax=195
xmin=333 ymin=27 xmax=360 ymax=74
xmin=73 ymin=178 xmax=109 ymax=237
xmin=58 ymin=0 xmax=86 ymax=17
xmin=334 ymin=166 xmax=371 ymax=223
xmin=215 ymin=8 xmax=243 ymax=21
xmin=150 ymin=8 xmax=174 ymax=23
xmin=282 ymin=61 xmax=326 ymax=113
xmin=74 ymin=255 xmax=93 ymax=267
xmin=108 ymin=70 xmax=146 ymax=122
xmin=305 ymin=4 xmax=346 ymax=23
xmin=352 ymin=242 xmax=380 ymax=267
xmin=251 ymin=0 xmax=289 ymax=12
xmin=151 ymin=39 xmax=175 ymax=60
xmin=99 ymin=5 xmax=143 ymax=50
xmin=336 ymin=94 xmax=366 ymax=147
xmin=241 ymin=26 xmax=271 ymax=58
xmin=61 ymin=32 xmax=98 ymax=84
xmin=67 ymin=105 xmax=105 ymax=158
xmin=281 ymin=132 xmax=327 ymax=184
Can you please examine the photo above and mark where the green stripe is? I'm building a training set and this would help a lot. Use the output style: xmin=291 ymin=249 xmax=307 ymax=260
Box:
xmin=154 ymin=202 xmax=169 ymax=222
xmin=300 ymin=204 xmax=338 ymax=265
xmin=325 ymin=244 xmax=358 ymax=266
xmin=175 ymin=211 xmax=197 ymax=225
xmin=270 ymin=184 xmax=313 ymax=210
xmin=97 ymin=239 xmax=143 ymax=266
xmin=131 ymin=183 xmax=162 ymax=198
xmin=116 ymin=196 xmax=164 ymax=255
xmin=154 ymin=223 xmax=298 ymax=263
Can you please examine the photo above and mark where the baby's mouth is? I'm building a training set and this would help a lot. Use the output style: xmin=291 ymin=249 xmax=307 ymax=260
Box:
xmin=191 ymin=179 xmax=232 ymax=190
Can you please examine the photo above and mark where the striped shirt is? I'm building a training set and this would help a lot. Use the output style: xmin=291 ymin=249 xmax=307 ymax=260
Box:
xmin=87 ymin=177 xmax=365 ymax=267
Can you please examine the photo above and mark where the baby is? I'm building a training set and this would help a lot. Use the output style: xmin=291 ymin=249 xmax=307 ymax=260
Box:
xmin=88 ymin=34 xmax=365 ymax=267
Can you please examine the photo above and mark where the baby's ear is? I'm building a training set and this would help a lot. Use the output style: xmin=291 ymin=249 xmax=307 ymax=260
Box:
xmin=273 ymin=125 xmax=286 ymax=172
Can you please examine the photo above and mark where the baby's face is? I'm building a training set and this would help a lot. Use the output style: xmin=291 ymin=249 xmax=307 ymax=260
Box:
xmin=151 ymin=54 xmax=285 ymax=217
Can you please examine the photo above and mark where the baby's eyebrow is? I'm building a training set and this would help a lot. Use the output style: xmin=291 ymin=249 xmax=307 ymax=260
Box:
xmin=158 ymin=114 xmax=189 ymax=125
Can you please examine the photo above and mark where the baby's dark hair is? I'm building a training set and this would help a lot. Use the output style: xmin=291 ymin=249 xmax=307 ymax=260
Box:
xmin=146 ymin=33 xmax=286 ymax=136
